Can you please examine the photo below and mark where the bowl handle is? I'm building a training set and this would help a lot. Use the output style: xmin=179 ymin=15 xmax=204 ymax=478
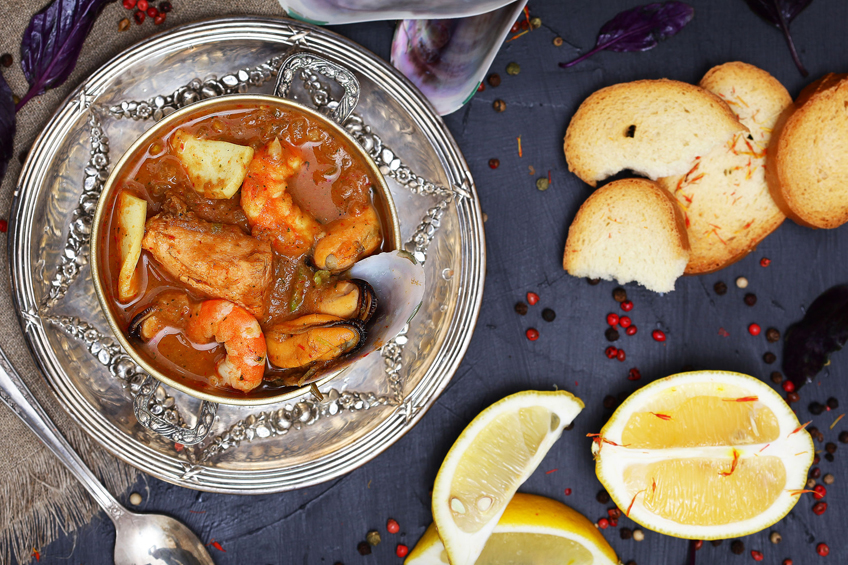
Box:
xmin=132 ymin=375 xmax=218 ymax=446
xmin=274 ymin=53 xmax=360 ymax=125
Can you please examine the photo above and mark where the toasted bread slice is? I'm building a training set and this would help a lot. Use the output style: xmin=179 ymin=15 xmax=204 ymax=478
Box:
xmin=770 ymin=75 xmax=848 ymax=229
xmin=563 ymin=178 xmax=690 ymax=293
xmin=657 ymin=62 xmax=792 ymax=274
xmin=564 ymin=79 xmax=748 ymax=187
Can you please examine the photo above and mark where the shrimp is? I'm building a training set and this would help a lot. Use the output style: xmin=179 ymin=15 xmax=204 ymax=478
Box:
xmin=185 ymin=300 xmax=267 ymax=393
xmin=313 ymin=204 xmax=382 ymax=272
xmin=241 ymin=138 xmax=322 ymax=256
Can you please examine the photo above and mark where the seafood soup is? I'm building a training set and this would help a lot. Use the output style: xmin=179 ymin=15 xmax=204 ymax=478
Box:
xmin=97 ymin=101 xmax=390 ymax=397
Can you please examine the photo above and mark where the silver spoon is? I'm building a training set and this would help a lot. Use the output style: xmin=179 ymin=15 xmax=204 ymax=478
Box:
xmin=0 ymin=346 xmax=214 ymax=565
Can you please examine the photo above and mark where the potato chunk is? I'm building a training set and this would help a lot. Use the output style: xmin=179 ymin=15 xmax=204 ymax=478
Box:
xmin=116 ymin=191 xmax=147 ymax=301
xmin=171 ymin=130 xmax=254 ymax=199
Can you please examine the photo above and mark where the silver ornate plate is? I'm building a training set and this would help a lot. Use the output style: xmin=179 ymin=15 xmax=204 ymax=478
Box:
xmin=9 ymin=17 xmax=485 ymax=492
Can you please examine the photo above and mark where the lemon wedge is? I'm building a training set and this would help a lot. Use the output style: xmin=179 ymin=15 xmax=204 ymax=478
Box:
xmin=407 ymin=493 xmax=617 ymax=565
xmin=432 ymin=391 xmax=584 ymax=565
xmin=593 ymin=370 xmax=813 ymax=539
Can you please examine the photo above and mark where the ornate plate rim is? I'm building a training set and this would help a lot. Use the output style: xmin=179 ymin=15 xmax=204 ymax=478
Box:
xmin=9 ymin=16 xmax=486 ymax=493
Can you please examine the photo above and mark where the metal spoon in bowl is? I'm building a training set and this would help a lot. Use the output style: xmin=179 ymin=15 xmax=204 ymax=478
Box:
xmin=0 ymin=347 xmax=214 ymax=565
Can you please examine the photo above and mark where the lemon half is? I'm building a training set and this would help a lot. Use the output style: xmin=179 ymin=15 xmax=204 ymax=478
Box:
xmin=594 ymin=370 xmax=814 ymax=539
xmin=432 ymin=391 xmax=584 ymax=565
xmin=408 ymin=493 xmax=617 ymax=565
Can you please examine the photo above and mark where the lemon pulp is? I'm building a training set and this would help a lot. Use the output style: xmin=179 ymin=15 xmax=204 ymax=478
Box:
xmin=622 ymin=395 xmax=780 ymax=448
xmin=449 ymin=407 xmax=551 ymax=533
xmin=623 ymin=456 xmax=786 ymax=525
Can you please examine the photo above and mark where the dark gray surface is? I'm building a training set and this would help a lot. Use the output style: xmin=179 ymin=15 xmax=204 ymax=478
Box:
xmin=22 ymin=1 xmax=848 ymax=563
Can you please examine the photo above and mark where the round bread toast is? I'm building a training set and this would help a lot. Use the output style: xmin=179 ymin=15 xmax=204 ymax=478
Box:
xmin=564 ymin=79 xmax=747 ymax=187
xmin=770 ymin=75 xmax=848 ymax=229
xmin=563 ymin=178 xmax=690 ymax=293
xmin=657 ymin=62 xmax=792 ymax=274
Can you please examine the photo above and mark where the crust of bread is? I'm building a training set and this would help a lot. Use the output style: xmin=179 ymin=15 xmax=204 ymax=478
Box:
xmin=564 ymin=79 xmax=748 ymax=187
xmin=657 ymin=62 xmax=792 ymax=274
xmin=771 ymin=75 xmax=848 ymax=229
xmin=563 ymin=178 xmax=690 ymax=293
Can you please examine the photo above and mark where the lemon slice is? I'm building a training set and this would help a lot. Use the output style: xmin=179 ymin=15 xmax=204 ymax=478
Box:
xmin=432 ymin=391 xmax=584 ymax=565
xmin=594 ymin=370 xmax=814 ymax=540
xmin=407 ymin=493 xmax=617 ymax=565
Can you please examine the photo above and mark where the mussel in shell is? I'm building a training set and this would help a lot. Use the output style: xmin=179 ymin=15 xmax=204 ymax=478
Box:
xmin=266 ymin=314 xmax=365 ymax=370
xmin=313 ymin=279 xmax=377 ymax=323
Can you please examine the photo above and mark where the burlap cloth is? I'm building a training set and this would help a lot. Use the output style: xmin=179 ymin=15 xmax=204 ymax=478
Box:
xmin=0 ymin=1 xmax=292 ymax=562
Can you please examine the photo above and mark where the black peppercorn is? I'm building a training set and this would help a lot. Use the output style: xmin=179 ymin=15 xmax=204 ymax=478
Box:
xmin=763 ymin=352 xmax=777 ymax=364
xmin=613 ymin=288 xmax=627 ymax=302
xmin=771 ymin=371 xmax=783 ymax=384
xmin=711 ymin=540 xmax=723 ymax=547
xmin=625 ymin=561 xmax=637 ymax=565
xmin=487 ymin=73 xmax=501 ymax=87
xmin=731 ymin=540 xmax=745 ymax=555
xmin=596 ymin=490 xmax=611 ymax=504
xmin=825 ymin=453 xmax=835 ymax=462
xmin=766 ymin=328 xmax=780 ymax=343
xmin=605 ymin=328 xmax=620 ymax=342
xmin=810 ymin=402 xmax=825 ymax=415
xmin=744 ymin=293 xmax=757 ymax=306
xmin=827 ymin=397 xmax=839 ymax=409
xmin=840 ymin=431 xmax=848 ymax=444
xmin=514 ymin=302 xmax=528 ymax=316
xmin=809 ymin=427 xmax=824 ymax=442
xmin=493 ymin=99 xmax=506 ymax=112
xmin=0 ymin=53 xmax=12 ymax=68
xmin=357 ymin=541 xmax=371 ymax=555
xmin=620 ymin=527 xmax=632 ymax=540
xmin=542 ymin=308 xmax=556 ymax=322
xmin=564 ymin=422 xmax=574 ymax=431
xmin=713 ymin=281 xmax=728 ymax=295
xmin=159 ymin=0 xmax=173 ymax=12
xmin=603 ymin=395 xmax=617 ymax=410
xmin=588 ymin=278 xmax=601 ymax=286
xmin=825 ymin=442 xmax=837 ymax=454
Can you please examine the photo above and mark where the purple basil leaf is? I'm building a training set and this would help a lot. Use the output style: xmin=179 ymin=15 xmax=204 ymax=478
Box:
xmin=560 ymin=2 xmax=694 ymax=69
xmin=0 ymin=72 xmax=16 ymax=184
xmin=17 ymin=0 xmax=111 ymax=111
xmin=743 ymin=0 xmax=813 ymax=76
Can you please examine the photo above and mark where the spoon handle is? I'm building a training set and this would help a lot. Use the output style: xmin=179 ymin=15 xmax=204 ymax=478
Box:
xmin=0 ymin=345 xmax=126 ymax=521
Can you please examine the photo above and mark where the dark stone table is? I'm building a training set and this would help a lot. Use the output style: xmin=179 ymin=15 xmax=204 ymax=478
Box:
xmin=25 ymin=0 xmax=848 ymax=563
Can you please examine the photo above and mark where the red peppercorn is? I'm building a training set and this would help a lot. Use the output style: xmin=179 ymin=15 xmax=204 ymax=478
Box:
xmin=609 ymin=518 xmax=618 ymax=527
xmin=748 ymin=323 xmax=761 ymax=336
xmin=813 ymin=485 xmax=827 ymax=500
xmin=813 ymin=454 xmax=821 ymax=465
xmin=387 ymin=518 xmax=399 ymax=534
xmin=137 ymin=0 xmax=148 ymax=9
xmin=760 ymin=257 xmax=771 ymax=267
xmin=0 ymin=219 xmax=7 ymax=233
xmin=122 ymin=0 xmax=137 ymax=8
xmin=565 ymin=488 xmax=572 ymax=495
xmin=146 ymin=6 xmax=158 ymax=17
xmin=133 ymin=9 xmax=145 ymax=24
xmin=158 ymin=0 xmax=173 ymax=12
xmin=625 ymin=325 xmax=637 ymax=336
xmin=621 ymin=300 xmax=634 ymax=312
xmin=812 ymin=501 xmax=827 ymax=515
xmin=154 ymin=13 xmax=165 ymax=24
xmin=511 ymin=22 xmax=520 ymax=33
xmin=652 ymin=329 xmax=666 ymax=342
xmin=605 ymin=346 xmax=618 ymax=359
xmin=783 ymin=560 xmax=793 ymax=565
xmin=782 ymin=380 xmax=796 ymax=393
xmin=526 ymin=328 xmax=539 ymax=341
xmin=619 ymin=316 xmax=631 ymax=328
xmin=694 ymin=540 xmax=704 ymax=550
xmin=598 ymin=518 xmax=609 ymax=529
xmin=477 ymin=82 xmax=485 ymax=92
xmin=616 ymin=349 xmax=626 ymax=362
xmin=488 ymin=158 xmax=500 ymax=169
xmin=607 ymin=313 xmax=620 ymax=326
xmin=628 ymin=368 xmax=641 ymax=381
xmin=751 ymin=550 xmax=764 ymax=561
xmin=396 ymin=544 xmax=409 ymax=558
xmin=527 ymin=292 xmax=539 ymax=305
xmin=608 ymin=508 xmax=622 ymax=519
xmin=817 ymin=543 xmax=829 ymax=556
